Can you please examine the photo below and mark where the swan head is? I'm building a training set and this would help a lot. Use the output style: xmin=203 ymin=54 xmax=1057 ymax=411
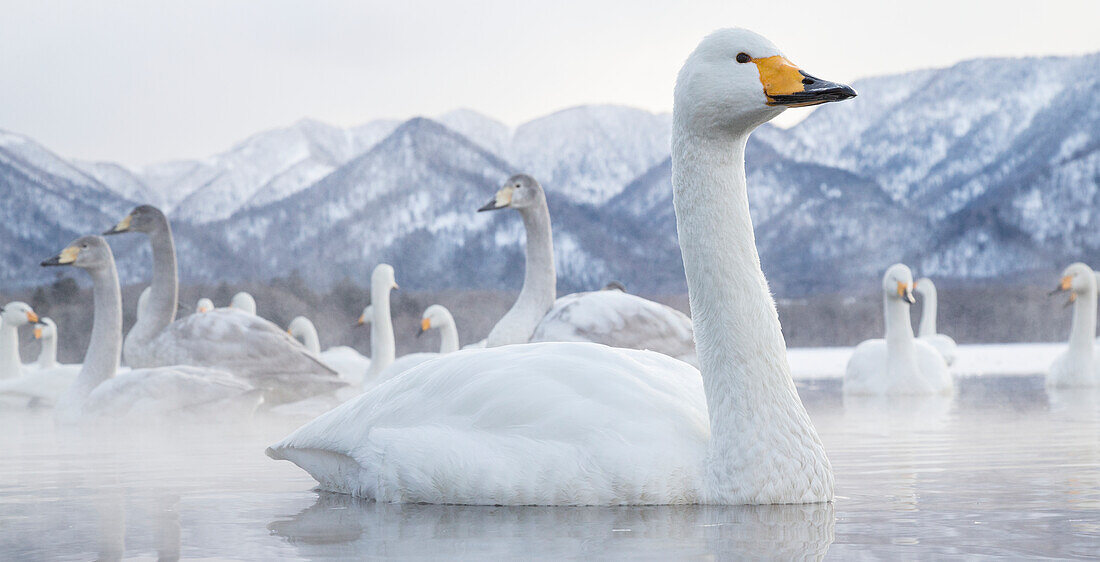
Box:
xmin=230 ymin=292 xmax=257 ymax=315
xmin=33 ymin=318 xmax=56 ymax=340
xmin=104 ymin=204 xmax=167 ymax=235
xmin=1050 ymin=262 xmax=1096 ymax=307
xmin=42 ymin=235 xmax=115 ymax=272
xmin=882 ymin=263 xmax=916 ymax=305
xmin=478 ymin=174 xmax=545 ymax=213
xmin=195 ymin=298 xmax=214 ymax=314
xmin=0 ymin=301 xmax=38 ymax=327
xmin=417 ymin=304 xmax=453 ymax=337
xmin=371 ymin=264 xmax=398 ymax=292
xmin=287 ymin=316 xmax=314 ymax=338
xmin=675 ymin=28 xmax=855 ymax=135
xmin=356 ymin=305 xmax=374 ymax=327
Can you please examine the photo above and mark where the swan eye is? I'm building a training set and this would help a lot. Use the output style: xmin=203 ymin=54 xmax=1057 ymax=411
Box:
xmin=736 ymin=53 xmax=751 ymax=64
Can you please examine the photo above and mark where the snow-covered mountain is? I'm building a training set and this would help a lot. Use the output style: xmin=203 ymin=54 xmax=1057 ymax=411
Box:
xmin=2 ymin=51 xmax=1098 ymax=295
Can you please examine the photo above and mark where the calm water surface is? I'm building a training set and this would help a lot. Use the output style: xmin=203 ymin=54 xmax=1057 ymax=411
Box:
xmin=1 ymin=376 xmax=1096 ymax=560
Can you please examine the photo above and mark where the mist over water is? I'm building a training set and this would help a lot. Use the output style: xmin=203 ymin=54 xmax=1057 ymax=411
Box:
xmin=0 ymin=375 xmax=1095 ymax=559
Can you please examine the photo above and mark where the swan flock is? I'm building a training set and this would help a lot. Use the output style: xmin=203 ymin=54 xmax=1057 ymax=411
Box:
xmin=5 ymin=27 xmax=1085 ymax=510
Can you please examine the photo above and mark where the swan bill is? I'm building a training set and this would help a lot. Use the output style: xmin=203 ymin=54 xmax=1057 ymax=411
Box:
xmin=754 ymin=55 xmax=856 ymax=107
xmin=477 ymin=185 xmax=515 ymax=212
xmin=41 ymin=245 xmax=79 ymax=267
xmin=34 ymin=326 xmax=43 ymax=339
xmin=103 ymin=213 xmax=133 ymax=235
xmin=417 ymin=317 xmax=431 ymax=337
xmin=896 ymin=281 xmax=915 ymax=305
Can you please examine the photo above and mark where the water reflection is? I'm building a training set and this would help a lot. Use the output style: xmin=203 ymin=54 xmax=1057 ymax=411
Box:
xmin=270 ymin=494 xmax=836 ymax=560
xmin=1 ymin=375 xmax=1097 ymax=559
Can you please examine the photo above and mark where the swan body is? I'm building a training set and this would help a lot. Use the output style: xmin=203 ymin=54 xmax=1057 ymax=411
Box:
xmin=269 ymin=28 xmax=853 ymax=505
xmin=41 ymin=236 xmax=262 ymax=423
xmin=103 ymin=205 xmax=342 ymax=405
xmin=1047 ymin=263 xmax=1099 ymax=388
xmin=532 ymin=289 xmax=697 ymax=366
xmin=913 ymin=277 xmax=957 ymax=365
xmin=845 ymin=265 xmax=952 ymax=395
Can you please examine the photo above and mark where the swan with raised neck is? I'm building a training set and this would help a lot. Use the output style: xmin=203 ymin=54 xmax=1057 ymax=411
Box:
xmin=913 ymin=277 xmax=957 ymax=365
xmin=844 ymin=264 xmax=952 ymax=395
xmin=1047 ymin=262 xmax=1099 ymax=388
xmin=268 ymin=28 xmax=854 ymax=505
xmin=477 ymin=174 xmax=555 ymax=347
xmin=104 ymin=205 xmax=177 ymax=364
xmin=479 ymin=174 xmax=698 ymax=364
xmin=357 ymin=264 xmax=398 ymax=386
xmin=34 ymin=318 xmax=58 ymax=369
xmin=0 ymin=302 xmax=38 ymax=379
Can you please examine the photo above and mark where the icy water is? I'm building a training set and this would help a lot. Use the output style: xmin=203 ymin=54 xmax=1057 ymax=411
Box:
xmin=1 ymin=375 xmax=1097 ymax=560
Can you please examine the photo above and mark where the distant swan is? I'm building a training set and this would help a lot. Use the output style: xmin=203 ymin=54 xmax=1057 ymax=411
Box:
xmin=1047 ymin=262 xmax=1099 ymax=388
xmin=103 ymin=205 xmax=343 ymax=405
xmin=195 ymin=298 xmax=214 ymax=313
xmin=288 ymin=315 xmax=371 ymax=385
xmin=268 ymin=28 xmax=853 ymax=505
xmin=41 ymin=236 xmax=262 ymax=423
xmin=0 ymin=318 xmax=82 ymax=406
xmin=913 ymin=277 xmax=957 ymax=365
xmin=230 ymin=292 xmax=256 ymax=315
xmin=478 ymin=175 xmax=697 ymax=365
xmin=371 ymin=304 xmax=460 ymax=386
xmin=0 ymin=302 xmax=37 ymax=379
xmin=845 ymin=264 xmax=952 ymax=395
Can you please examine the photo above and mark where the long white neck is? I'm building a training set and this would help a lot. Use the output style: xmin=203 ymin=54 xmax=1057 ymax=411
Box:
xmin=57 ymin=259 xmax=122 ymax=421
xmin=885 ymin=293 xmax=919 ymax=361
xmin=37 ymin=330 xmax=58 ymax=369
xmin=127 ymin=223 xmax=178 ymax=349
xmin=671 ymin=123 xmax=832 ymax=504
xmin=0 ymin=322 xmax=22 ymax=379
xmin=365 ymin=286 xmax=395 ymax=383
xmin=485 ymin=199 xmax=556 ymax=346
xmin=917 ymin=285 xmax=938 ymax=337
xmin=437 ymin=312 xmax=459 ymax=354
xmin=1068 ymin=285 xmax=1097 ymax=358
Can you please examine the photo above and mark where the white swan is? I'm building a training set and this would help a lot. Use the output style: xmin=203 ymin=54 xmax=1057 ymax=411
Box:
xmin=1047 ymin=262 xmax=1099 ymax=388
xmin=40 ymin=236 xmax=262 ymax=423
xmin=844 ymin=264 xmax=952 ymax=395
xmin=33 ymin=318 xmax=59 ymax=368
xmin=357 ymin=265 xmax=399 ymax=388
xmin=477 ymin=175 xmax=698 ymax=365
xmin=0 ymin=302 xmax=38 ymax=379
xmin=268 ymin=28 xmax=853 ymax=505
xmin=288 ymin=315 xmax=371 ymax=385
xmin=230 ymin=292 xmax=256 ymax=315
xmin=103 ymin=205 xmax=343 ymax=405
xmin=195 ymin=298 xmax=214 ymax=314
xmin=913 ymin=277 xmax=957 ymax=366
xmin=369 ymin=304 xmax=460 ymax=387
xmin=0 ymin=317 xmax=82 ymax=406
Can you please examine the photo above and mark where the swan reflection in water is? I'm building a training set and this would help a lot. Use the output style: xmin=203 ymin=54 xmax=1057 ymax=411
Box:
xmin=269 ymin=493 xmax=835 ymax=559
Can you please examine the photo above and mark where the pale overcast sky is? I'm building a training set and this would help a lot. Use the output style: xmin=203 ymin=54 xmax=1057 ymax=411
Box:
xmin=2 ymin=0 xmax=1098 ymax=167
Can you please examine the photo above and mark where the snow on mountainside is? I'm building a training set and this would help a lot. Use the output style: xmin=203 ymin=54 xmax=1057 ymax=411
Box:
xmin=2 ymin=52 xmax=1098 ymax=294
xmin=436 ymin=109 xmax=511 ymax=156
xmin=161 ymin=118 xmax=400 ymax=223
xmin=510 ymin=105 xmax=671 ymax=205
